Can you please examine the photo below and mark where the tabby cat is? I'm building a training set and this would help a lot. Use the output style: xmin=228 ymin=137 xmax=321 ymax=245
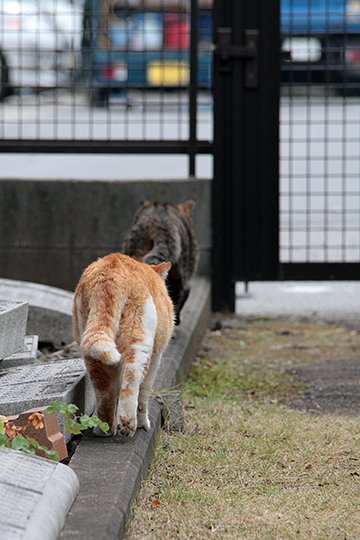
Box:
xmin=72 ymin=252 xmax=174 ymax=437
xmin=123 ymin=200 xmax=199 ymax=325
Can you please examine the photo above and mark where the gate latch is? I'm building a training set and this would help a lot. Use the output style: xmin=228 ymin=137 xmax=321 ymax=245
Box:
xmin=215 ymin=27 xmax=258 ymax=88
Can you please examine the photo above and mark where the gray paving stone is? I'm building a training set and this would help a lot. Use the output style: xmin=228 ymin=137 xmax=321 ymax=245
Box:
xmin=0 ymin=279 xmax=73 ymax=348
xmin=0 ymin=446 xmax=79 ymax=540
xmin=155 ymin=389 xmax=184 ymax=433
xmin=0 ymin=301 xmax=28 ymax=359
xmin=0 ymin=359 xmax=95 ymax=442
xmin=0 ymin=335 xmax=38 ymax=368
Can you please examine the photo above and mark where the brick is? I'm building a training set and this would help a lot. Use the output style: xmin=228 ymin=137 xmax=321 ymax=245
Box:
xmin=4 ymin=406 xmax=68 ymax=462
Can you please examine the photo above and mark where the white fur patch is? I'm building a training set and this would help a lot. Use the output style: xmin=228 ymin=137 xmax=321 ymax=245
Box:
xmin=132 ymin=296 xmax=157 ymax=382
xmin=118 ymin=296 xmax=157 ymax=422
xmin=142 ymin=295 xmax=157 ymax=351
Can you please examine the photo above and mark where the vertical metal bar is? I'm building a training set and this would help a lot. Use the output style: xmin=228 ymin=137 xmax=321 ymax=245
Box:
xmin=232 ymin=0 xmax=280 ymax=281
xmin=306 ymin=57 xmax=311 ymax=263
xmin=188 ymin=0 xmax=198 ymax=177
xmin=212 ymin=0 xmax=235 ymax=312
xmin=212 ymin=0 xmax=280 ymax=312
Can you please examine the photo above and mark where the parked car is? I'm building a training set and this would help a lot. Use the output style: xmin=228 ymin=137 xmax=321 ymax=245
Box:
xmin=281 ymin=0 xmax=360 ymax=84
xmin=0 ymin=0 xmax=83 ymax=100
xmin=81 ymin=0 xmax=212 ymax=104
xmin=83 ymin=0 xmax=360 ymax=104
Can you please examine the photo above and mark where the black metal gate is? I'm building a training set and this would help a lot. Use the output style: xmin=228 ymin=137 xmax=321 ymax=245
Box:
xmin=212 ymin=0 xmax=360 ymax=312
xmin=212 ymin=0 xmax=280 ymax=310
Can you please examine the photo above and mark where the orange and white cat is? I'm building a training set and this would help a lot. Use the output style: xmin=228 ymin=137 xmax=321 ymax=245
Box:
xmin=72 ymin=252 xmax=174 ymax=437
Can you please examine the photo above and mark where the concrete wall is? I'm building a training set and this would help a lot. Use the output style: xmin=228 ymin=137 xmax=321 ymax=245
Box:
xmin=0 ymin=179 xmax=211 ymax=292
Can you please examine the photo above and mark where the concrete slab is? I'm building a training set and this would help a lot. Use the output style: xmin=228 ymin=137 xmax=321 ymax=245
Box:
xmin=235 ymin=281 xmax=360 ymax=326
xmin=0 ymin=301 xmax=28 ymax=359
xmin=0 ymin=359 xmax=95 ymax=442
xmin=1 ymin=335 xmax=38 ymax=368
xmin=61 ymin=277 xmax=210 ymax=540
xmin=0 ymin=279 xmax=73 ymax=347
xmin=0 ymin=446 xmax=79 ymax=540
xmin=0 ymin=179 xmax=211 ymax=291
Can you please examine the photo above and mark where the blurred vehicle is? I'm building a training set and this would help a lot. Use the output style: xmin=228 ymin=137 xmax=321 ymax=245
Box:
xmin=0 ymin=0 xmax=83 ymax=100
xmin=39 ymin=0 xmax=84 ymax=64
xmin=81 ymin=0 xmax=212 ymax=105
xmin=82 ymin=0 xmax=360 ymax=105
xmin=281 ymin=0 xmax=360 ymax=85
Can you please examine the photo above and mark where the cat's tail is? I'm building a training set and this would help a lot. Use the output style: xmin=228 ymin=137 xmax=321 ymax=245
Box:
xmin=79 ymin=296 xmax=124 ymax=367
xmin=81 ymin=329 xmax=121 ymax=366
xmin=143 ymin=251 xmax=166 ymax=265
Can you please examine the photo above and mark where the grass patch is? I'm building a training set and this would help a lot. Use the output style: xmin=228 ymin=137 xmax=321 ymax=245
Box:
xmin=125 ymin=318 xmax=360 ymax=539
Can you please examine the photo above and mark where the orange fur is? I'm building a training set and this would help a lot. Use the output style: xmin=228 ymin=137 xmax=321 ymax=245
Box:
xmin=72 ymin=252 xmax=174 ymax=437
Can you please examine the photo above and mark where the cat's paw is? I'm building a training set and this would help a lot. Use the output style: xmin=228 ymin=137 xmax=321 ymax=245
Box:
xmin=137 ymin=413 xmax=151 ymax=432
xmin=118 ymin=416 xmax=136 ymax=437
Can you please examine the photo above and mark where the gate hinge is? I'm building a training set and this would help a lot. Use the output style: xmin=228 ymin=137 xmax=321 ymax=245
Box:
xmin=215 ymin=27 xmax=258 ymax=88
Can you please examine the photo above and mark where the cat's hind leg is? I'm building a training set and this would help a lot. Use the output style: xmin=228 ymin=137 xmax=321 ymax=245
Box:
xmin=117 ymin=348 xmax=152 ymax=437
xmin=117 ymin=296 xmax=157 ymax=437
xmin=85 ymin=356 xmax=121 ymax=436
xmin=137 ymin=353 xmax=162 ymax=431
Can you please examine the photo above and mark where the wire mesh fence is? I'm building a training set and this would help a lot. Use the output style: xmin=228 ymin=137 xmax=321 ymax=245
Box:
xmin=280 ymin=1 xmax=360 ymax=265
xmin=0 ymin=0 xmax=213 ymax=168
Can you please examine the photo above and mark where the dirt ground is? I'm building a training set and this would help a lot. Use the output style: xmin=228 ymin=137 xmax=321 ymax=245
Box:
xmin=211 ymin=315 xmax=360 ymax=418
xmin=290 ymin=356 xmax=360 ymax=416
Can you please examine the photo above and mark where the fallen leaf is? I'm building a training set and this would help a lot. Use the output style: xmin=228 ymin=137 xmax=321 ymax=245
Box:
xmin=152 ymin=499 xmax=161 ymax=508
xmin=4 ymin=422 xmax=18 ymax=440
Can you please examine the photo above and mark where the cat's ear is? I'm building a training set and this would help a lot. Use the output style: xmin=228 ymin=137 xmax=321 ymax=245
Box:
xmin=178 ymin=199 xmax=196 ymax=219
xmin=139 ymin=200 xmax=152 ymax=210
xmin=151 ymin=261 xmax=171 ymax=280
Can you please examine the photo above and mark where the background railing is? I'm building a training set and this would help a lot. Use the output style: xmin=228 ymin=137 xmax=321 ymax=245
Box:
xmin=0 ymin=0 xmax=213 ymax=176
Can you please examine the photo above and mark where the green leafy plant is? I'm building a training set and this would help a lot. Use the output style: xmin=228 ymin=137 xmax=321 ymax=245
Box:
xmin=45 ymin=402 xmax=109 ymax=436
xmin=0 ymin=403 xmax=109 ymax=461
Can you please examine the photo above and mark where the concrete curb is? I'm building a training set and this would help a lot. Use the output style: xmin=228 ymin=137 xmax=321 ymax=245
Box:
xmin=60 ymin=277 xmax=210 ymax=540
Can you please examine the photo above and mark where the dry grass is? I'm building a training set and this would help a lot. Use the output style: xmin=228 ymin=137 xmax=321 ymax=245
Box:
xmin=125 ymin=318 xmax=360 ymax=540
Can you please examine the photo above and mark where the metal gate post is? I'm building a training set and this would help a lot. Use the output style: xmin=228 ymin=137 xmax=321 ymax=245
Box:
xmin=212 ymin=0 xmax=280 ymax=312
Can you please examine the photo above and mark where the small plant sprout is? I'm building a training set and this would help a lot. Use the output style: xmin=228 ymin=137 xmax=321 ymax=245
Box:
xmin=45 ymin=402 xmax=109 ymax=436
